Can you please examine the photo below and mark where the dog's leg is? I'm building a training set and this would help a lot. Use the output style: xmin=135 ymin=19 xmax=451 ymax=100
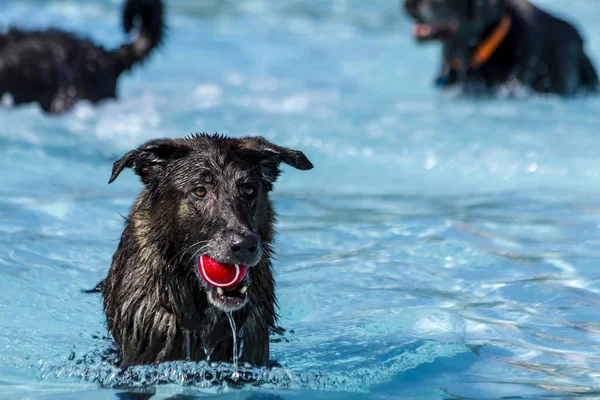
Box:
xmin=435 ymin=60 xmax=458 ymax=88
xmin=463 ymin=71 xmax=489 ymax=95
xmin=38 ymin=65 xmax=77 ymax=114
xmin=239 ymin=316 xmax=270 ymax=366
xmin=436 ymin=43 xmax=459 ymax=88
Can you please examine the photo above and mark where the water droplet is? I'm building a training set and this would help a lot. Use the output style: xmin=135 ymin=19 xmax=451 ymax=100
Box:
xmin=528 ymin=163 xmax=538 ymax=172
xmin=425 ymin=153 xmax=437 ymax=169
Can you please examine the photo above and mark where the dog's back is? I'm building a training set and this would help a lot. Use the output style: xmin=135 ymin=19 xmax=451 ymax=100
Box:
xmin=518 ymin=3 xmax=598 ymax=94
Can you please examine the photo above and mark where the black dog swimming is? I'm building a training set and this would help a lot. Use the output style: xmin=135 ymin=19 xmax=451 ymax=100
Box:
xmin=403 ymin=0 xmax=598 ymax=96
xmin=101 ymin=134 xmax=313 ymax=367
xmin=0 ymin=0 xmax=164 ymax=113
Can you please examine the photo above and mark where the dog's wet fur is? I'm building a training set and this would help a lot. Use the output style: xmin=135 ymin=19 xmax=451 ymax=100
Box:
xmin=101 ymin=134 xmax=312 ymax=367
xmin=404 ymin=0 xmax=598 ymax=96
xmin=0 ymin=0 xmax=164 ymax=113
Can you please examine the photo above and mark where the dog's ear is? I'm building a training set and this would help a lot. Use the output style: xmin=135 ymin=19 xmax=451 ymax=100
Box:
xmin=237 ymin=136 xmax=313 ymax=189
xmin=109 ymin=139 xmax=190 ymax=185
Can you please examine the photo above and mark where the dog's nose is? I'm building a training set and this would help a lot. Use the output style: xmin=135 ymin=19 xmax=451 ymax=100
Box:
xmin=230 ymin=232 xmax=259 ymax=259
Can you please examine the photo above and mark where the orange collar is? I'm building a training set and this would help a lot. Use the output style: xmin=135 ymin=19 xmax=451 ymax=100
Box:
xmin=449 ymin=14 xmax=513 ymax=71
xmin=470 ymin=14 xmax=513 ymax=69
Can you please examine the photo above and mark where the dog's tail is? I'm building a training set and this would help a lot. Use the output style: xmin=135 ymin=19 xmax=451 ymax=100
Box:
xmin=111 ymin=0 xmax=165 ymax=75
xmin=580 ymin=53 xmax=599 ymax=92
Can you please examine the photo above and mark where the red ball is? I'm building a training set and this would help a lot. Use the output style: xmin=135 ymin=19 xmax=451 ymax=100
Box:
xmin=198 ymin=256 xmax=248 ymax=289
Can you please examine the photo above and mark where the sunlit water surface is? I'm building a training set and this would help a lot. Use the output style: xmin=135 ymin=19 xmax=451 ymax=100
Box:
xmin=1 ymin=0 xmax=600 ymax=399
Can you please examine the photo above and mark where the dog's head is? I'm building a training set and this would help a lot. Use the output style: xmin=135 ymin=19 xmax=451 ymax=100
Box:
xmin=403 ymin=0 xmax=506 ymax=42
xmin=109 ymin=134 xmax=313 ymax=312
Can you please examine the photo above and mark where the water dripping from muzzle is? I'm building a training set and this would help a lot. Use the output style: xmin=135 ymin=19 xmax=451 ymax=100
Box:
xmin=238 ymin=327 xmax=245 ymax=361
xmin=204 ymin=346 xmax=214 ymax=363
xmin=225 ymin=312 xmax=240 ymax=380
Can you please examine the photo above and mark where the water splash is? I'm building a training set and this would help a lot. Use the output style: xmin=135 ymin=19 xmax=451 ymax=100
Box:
xmin=36 ymin=357 xmax=357 ymax=391
xmin=34 ymin=340 xmax=471 ymax=392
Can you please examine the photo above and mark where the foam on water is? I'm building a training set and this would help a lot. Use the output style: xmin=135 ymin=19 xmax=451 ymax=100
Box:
xmin=1 ymin=0 xmax=600 ymax=399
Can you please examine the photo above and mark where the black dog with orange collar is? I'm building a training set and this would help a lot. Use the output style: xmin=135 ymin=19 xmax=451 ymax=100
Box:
xmin=404 ymin=0 xmax=598 ymax=96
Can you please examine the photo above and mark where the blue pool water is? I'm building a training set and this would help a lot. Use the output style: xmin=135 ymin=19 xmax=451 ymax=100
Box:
xmin=1 ymin=0 xmax=600 ymax=398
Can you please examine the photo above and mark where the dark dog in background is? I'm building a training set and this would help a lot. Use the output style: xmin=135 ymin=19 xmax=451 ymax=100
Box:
xmin=404 ymin=0 xmax=598 ymax=96
xmin=102 ymin=134 xmax=313 ymax=366
xmin=0 ymin=0 xmax=164 ymax=113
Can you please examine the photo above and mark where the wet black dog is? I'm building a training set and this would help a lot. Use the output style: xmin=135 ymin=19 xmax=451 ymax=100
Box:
xmin=102 ymin=134 xmax=313 ymax=366
xmin=403 ymin=0 xmax=598 ymax=96
xmin=0 ymin=0 xmax=164 ymax=113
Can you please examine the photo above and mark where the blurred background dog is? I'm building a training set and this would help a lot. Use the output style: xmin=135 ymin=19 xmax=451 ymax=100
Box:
xmin=404 ymin=0 xmax=598 ymax=96
xmin=0 ymin=0 xmax=164 ymax=113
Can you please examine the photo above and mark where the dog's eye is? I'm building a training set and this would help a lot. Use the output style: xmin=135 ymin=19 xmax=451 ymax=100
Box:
xmin=244 ymin=186 xmax=256 ymax=198
xmin=193 ymin=187 xmax=207 ymax=198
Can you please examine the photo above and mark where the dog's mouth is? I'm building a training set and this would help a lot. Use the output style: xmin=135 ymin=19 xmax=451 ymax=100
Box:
xmin=412 ymin=20 xmax=459 ymax=41
xmin=198 ymin=255 xmax=250 ymax=312
xmin=206 ymin=281 xmax=249 ymax=312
